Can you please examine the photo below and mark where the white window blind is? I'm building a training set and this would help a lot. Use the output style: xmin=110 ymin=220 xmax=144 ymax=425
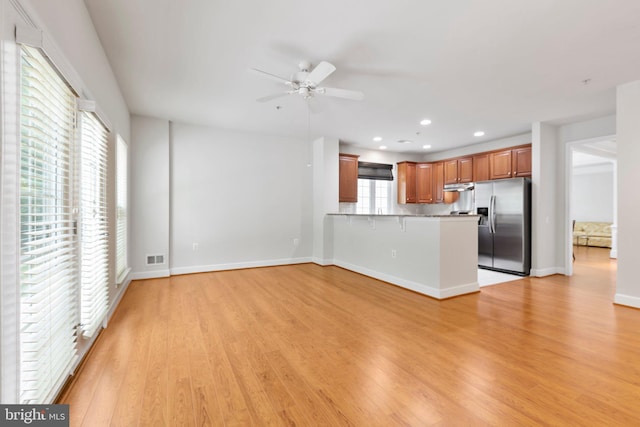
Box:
xmin=19 ymin=45 xmax=78 ymax=403
xmin=115 ymin=135 xmax=128 ymax=282
xmin=78 ymin=111 xmax=109 ymax=338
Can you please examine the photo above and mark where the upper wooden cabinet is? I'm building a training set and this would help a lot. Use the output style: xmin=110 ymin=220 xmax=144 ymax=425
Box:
xmin=433 ymin=162 xmax=445 ymax=203
xmin=416 ymin=163 xmax=433 ymax=203
xmin=489 ymin=145 xmax=532 ymax=180
xmin=473 ymin=153 xmax=490 ymax=182
xmin=397 ymin=162 xmax=417 ymax=204
xmin=512 ymin=146 xmax=532 ymax=177
xmin=339 ymin=153 xmax=359 ymax=202
xmin=444 ymin=157 xmax=473 ymax=184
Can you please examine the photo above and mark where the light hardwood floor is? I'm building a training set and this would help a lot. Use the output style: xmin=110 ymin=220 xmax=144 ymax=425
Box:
xmin=60 ymin=247 xmax=640 ymax=426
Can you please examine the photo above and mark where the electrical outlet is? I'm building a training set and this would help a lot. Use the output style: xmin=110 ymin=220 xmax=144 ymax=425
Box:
xmin=192 ymin=243 xmax=199 ymax=251
xmin=391 ymin=249 xmax=397 ymax=258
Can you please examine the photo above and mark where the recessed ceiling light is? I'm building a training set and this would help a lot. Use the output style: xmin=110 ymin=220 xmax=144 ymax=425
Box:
xmin=379 ymin=145 xmax=387 ymax=150
xmin=422 ymin=144 xmax=432 ymax=150
xmin=474 ymin=131 xmax=485 ymax=137
xmin=397 ymin=140 xmax=412 ymax=144
xmin=373 ymin=136 xmax=382 ymax=142
xmin=420 ymin=119 xmax=432 ymax=126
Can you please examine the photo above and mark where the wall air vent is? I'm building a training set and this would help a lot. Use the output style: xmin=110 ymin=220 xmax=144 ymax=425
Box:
xmin=146 ymin=254 xmax=165 ymax=265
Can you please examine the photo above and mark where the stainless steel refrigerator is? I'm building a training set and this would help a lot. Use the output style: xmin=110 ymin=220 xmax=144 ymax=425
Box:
xmin=475 ymin=178 xmax=531 ymax=275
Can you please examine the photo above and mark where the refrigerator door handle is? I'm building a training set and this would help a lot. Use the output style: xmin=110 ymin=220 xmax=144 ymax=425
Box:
xmin=490 ymin=195 xmax=496 ymax=234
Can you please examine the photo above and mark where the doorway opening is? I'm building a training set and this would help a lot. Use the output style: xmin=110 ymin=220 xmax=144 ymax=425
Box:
xmin=566 ymin=136 xmax=617 ymax=277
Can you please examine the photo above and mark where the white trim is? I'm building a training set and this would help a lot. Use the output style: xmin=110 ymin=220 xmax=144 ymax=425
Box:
xmin=614 ymin=293 xmax=640 ymax=309
xmin=530 ymin=267 xmax=564 ymax=277
xmin=106 ymin=276 xmax=132 ymax=324
xmin=312 ymin=257 xmax=333 ymax=266
xmin=129 ymin=270 xmax=171 ymax=281
xmin=116 ymin=267 xmax=131 ymax=286
xmin=333 ymin=260 xmax=479 ymax=300
xmin=169 ymin=257 xmax=313 ymax=276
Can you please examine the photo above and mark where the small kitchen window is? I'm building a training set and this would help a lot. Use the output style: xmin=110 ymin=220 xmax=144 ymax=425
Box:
xmin=356 ymin=162 xmax=393 ymax=214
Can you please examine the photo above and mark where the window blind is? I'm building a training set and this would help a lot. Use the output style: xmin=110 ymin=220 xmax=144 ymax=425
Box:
xmin=358 ymin=161 xmax=393 ymax=181
xmin=115 ymin=136 xmax=128 ymax=282
xmin=19 ymin=45 xmax=78 ymax=403
xmin=78 ymin=111 xmax=109 ymax=338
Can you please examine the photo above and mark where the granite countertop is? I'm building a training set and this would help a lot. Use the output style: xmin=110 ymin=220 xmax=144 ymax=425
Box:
xmin=327 ymin=213 xmax=480 ymax=218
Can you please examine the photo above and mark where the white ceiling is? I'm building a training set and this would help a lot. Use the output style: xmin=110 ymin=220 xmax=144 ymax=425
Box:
xmin=83 ymin=0 xmax=640 ymax=154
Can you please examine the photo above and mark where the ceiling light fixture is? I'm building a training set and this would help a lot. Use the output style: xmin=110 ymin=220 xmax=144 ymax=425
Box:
xmin=420 ymin=119 xmax=432 ymax=126
xmin=373 ymin=136 xmax=382 ymax=142
xmin=397 ymin=140 xmax=412 ymax=144
xmin=423 ymin=144 xmax=431 ymax=150
xmin=474 ymin=131 xmax=485 ymax=137
xmin=379 ymin=145 xmax=387 ymax=150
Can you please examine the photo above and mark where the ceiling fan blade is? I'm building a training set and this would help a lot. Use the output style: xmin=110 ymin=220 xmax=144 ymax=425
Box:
xmin=306 ymin=61 xmax=336 ymax=85
xmin=257 ymin=92 xmax=291 ymax=102
xmin=249 ymin=68 xmax=291 ymax=85
xmin=317 ymin=87 xmax=364 ymax=101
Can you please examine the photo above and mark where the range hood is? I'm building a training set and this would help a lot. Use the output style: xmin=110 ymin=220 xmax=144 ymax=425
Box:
xmin=443 ymin=182 xmax=475 ymax=192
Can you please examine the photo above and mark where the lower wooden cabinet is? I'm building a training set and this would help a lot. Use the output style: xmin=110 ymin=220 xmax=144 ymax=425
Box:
xmin=339 ymin=153 xmax=359 ymax=202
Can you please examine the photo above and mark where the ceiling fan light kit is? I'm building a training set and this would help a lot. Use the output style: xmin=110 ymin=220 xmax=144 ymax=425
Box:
xmin=251 ymin=61 xmax=364 ymax=102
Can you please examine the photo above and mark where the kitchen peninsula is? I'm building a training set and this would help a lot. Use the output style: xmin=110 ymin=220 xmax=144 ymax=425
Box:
xmin=327 ymin=213 xmax=479 ymax=299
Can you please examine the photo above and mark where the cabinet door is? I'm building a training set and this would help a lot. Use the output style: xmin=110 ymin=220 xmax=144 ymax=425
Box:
xmin=444 ymin=159 xmax=458 ymax=184
xmin=513 ymin=146 xmax=532 ymax=177
xmin=489 ymin=150 xmax=512 ymax=180
xmin=473 ymin=153 xmax=490 ymax=182
xmin=397 ymin=162 xmax=417 ymax=204
xmin=433 ymin=162 xmax=444 ymax=203
xmin=417 ymin=163 xmax=433 ymax=203
xmin=458 ymin=157 xmax=473 ymax=183
xmin=339 ymin=154 xmax=359 ymax=202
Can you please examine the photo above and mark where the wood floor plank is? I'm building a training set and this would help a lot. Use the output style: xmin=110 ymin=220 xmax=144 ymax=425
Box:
xmin=60 ymin=247 xmax=640 ymax=425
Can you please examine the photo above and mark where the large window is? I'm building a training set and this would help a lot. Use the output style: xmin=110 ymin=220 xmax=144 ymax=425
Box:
xmin=78 ymin=110 xmax=109 ymax=338
xmin=15 ymin=44 xmax=112 ymax=404
xmin=19 ymin=45 xmax=79 ymax=404
xmin=116 ymin=135 xmax=128 ymax=283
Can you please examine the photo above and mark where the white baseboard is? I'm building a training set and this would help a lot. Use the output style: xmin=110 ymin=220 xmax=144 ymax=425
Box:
xmin=333 ymin=260 xmax=479 ymax=300
xmin=530 ymin=266 xmax=563 ymax=277
xmin=169 ymin=257 xmax=313 ymax=276
xmin=609 ymin=249 xmax=618 ymax=259
xmin=614 ymin=293 xmax=640 ymax=309
xmin=129 ymin=269 xmax=171 ymax=280
xmin=106 ymin=275 xmax=132 ymax=324
xmin=311 ymin=257 xmax=333 ymax=266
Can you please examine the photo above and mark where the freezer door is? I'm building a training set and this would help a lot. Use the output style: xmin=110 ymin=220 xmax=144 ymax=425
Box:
xmin=492 ymin=178 xmax=530 ymax=274
xmin=478 ymin=224 xmax=493 ymax=267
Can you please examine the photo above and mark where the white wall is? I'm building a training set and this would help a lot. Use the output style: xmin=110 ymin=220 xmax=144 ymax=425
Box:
xmin=169 ymin=123 xmax=313 ymax=274
xmin=130 ymin=116 xmax=170 ymax=278
xmin=571 ymin=165 xmax=614 ymax=223
xmin=312 ymin=137 xmax=338 ymax=264
xmin=615 ymin=80 xmax=640 ymax=308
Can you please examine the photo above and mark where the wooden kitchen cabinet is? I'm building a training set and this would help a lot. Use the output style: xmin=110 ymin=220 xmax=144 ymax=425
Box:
xmin=339 ymin=153 xmax=359 ymax=202
xmin=397 ymin=162 xmax=417 ymax=204
xmin=433 ymin=162 xmax=444 ymax=203
xmin=416 ymin=163 xmax=433 ymax=203
xmin=444 ymin=157 xmax=473 ymax=184
xmin=473 ymin=153 xmax=490 ymax=182
xmin=489 ymin=145 xmax=532 ymax=180
xmin=513 ymin=146 xmax=532 ymax=177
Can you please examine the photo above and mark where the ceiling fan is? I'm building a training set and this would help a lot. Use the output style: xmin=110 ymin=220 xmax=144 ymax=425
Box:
xmin=250 ymin=61 xmax=364 ymax=103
